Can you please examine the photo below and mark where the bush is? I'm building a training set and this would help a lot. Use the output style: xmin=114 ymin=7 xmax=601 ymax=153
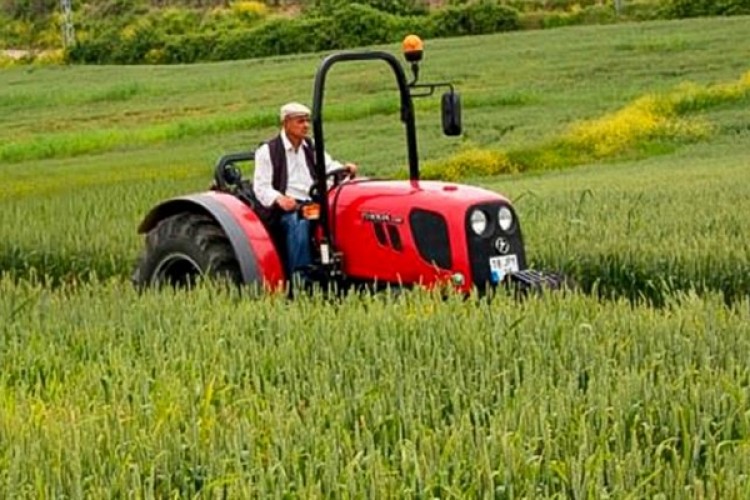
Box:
xmin=196 ymin=4 xmax=428 ymax=62
xmin=390 ymin=13 xmax=436 ymax=40
xmin=210 ymin=16 xmax=333 ymax=60
xmin=0 ymin=52 xmax=17 ymax=68
xmin=519 ymin=1 xmax=665 ymax=29
xmin=230 ymin=0 xmax=268 ymax=21
xmin=537 ymin=4 xmax=617 ymax=28
xmin=62 ymin=0 xmax=621 ymax=65
xmin=110 ymin=25 xmax=164 ymax=63
xmin=308 ymin=0 xmax=427 ymax=16
xmin=151 ymin=7 xmax=203 ymax=35
xmin=663 ymin=0 xmax=750 ymax=17
xmin=68 ymin=28 xmax=120 ymax=63
xmin=420 ymin=147 xmax=518 ymax=181
xmin=0 ymin=17 xmax=35 ymax=48
xmin=431 ymin=1 xmax=520 ymax=38
xmin=619 ymin=0 xmax=668 ymax=21
xmin=328 ymin=4 xmax=400 ymax=48
xmin=161 ymin=32 xmax=219 ymax=63
xmin=33 ymin=48 xmax=66 ymax=65
xmin=502 ymin=0 xmax=598 ymax=12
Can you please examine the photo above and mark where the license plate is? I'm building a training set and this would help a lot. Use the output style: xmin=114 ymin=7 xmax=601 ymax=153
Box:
xmin=489 ymin=254 xmax=519 ymax=282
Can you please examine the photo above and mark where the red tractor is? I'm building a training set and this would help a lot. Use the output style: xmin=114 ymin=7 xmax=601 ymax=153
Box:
xmin=132 ymin=36 xmax=558 ymax=294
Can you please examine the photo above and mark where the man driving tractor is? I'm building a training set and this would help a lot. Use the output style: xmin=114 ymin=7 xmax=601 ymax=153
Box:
xmin=253 ymin=102 xmax=358 ymax=283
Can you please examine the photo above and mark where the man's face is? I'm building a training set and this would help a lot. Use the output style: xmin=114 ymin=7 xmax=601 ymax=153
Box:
xmin=284 ymin=114 xmax=310 ymax=142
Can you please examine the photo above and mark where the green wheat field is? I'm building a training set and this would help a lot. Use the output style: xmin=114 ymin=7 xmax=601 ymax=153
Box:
xmin=1 ymin=16 xmax=749 ymax=497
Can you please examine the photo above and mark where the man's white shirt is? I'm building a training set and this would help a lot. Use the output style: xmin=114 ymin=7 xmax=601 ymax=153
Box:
xmin=253 ymin=130 xmax=343 ymax=208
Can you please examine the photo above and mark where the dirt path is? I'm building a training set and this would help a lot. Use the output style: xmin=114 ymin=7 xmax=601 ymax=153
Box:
xmin=1 ymin=49 xmax=33 ymax=60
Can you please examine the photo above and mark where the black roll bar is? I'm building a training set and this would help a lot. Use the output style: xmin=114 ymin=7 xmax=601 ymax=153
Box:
xmin=311 ymin=51 xmax=419 ymax=250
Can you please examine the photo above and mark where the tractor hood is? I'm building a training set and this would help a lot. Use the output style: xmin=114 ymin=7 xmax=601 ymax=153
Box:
xmin=328 ymin=179 xmax=519 ymax=290
xmin=328 ymin=179 xmax=510 ymax=211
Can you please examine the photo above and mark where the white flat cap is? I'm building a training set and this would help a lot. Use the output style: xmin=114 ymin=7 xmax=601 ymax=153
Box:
xmin=280 ymin=102 xmax=311 ymax=122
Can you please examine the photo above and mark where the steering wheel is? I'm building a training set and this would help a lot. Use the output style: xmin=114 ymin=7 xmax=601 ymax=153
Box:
xmin=326 ymin=166 xmax=354 ymax=187
xmin=309 ymin=167 xmax=355 ymax=199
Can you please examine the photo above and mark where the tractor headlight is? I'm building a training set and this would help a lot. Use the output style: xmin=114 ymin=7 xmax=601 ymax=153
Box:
xmin=497 ymin=206 xmax=514 ymax=232
xmin=470 ymin=209 xmax=488 ymax=236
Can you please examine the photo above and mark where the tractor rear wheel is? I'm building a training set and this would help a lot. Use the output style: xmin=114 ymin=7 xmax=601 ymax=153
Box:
xmin=132 ymin=212 xmax=242 ymax=288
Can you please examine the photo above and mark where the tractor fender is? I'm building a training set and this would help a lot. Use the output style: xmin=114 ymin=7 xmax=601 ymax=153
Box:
xmin=138 ymin=193 xmax=282 ymax=286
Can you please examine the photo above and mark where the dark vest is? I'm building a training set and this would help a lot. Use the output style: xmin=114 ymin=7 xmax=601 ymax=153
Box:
xmin=268 ymin=135 xmax=317 ymax=195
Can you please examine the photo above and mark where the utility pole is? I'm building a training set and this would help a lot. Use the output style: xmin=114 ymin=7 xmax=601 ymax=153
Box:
xmin=614 ymin=0 xmax=624 ymax=16
xmin=60 ymin=0 xmax=75 ymax=48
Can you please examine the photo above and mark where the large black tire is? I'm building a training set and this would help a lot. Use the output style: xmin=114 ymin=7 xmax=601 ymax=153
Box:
xmin=132 ymin=212 xmax=242 ymax=289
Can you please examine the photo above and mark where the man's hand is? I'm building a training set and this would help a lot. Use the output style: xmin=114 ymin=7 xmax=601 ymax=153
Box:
xmin=276 ymin=195 xmax=298 ymax=212
xmin=344 ymin=163 xmax=358 ymax=178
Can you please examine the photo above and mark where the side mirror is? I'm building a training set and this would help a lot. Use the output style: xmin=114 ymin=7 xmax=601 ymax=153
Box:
xmin=442 ymin=91 xmax=462 ymax=136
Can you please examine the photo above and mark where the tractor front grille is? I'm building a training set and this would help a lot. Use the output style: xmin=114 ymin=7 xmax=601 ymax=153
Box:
xmin=466 ymin=203 xmax=526 ymax=289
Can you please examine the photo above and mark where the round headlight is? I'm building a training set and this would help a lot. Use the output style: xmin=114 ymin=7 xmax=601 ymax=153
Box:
xmin=497 ymin=206 xmax=514 ymax=232
xmin=470 ymin=209 xmax=488 ymax=236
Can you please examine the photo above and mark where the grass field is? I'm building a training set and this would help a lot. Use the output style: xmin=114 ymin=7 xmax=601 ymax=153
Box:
xmin=1 ymin=16 xmax=750 ymax=497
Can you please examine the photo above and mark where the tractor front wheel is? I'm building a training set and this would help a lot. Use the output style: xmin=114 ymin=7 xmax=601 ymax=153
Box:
xmin=132 ymin=212 xmax=242 ymax=288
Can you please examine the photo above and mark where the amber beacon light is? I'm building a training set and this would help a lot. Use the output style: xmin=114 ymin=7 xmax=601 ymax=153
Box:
xmin=402 ymin=34 xmax=424 ymax=63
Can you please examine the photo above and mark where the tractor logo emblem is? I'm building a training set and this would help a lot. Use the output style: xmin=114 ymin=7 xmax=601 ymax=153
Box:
xmin=362 ymin=212 xmax=403 ymax=224
xmin=495 ymin=237 xmax=511 ymax=255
